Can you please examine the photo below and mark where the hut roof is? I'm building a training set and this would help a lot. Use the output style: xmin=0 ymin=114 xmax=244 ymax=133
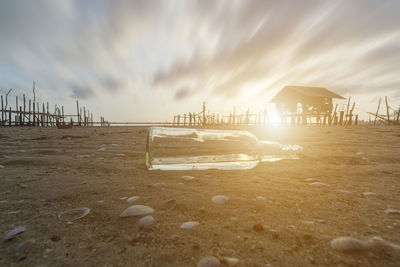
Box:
xmin=271 ymin=85 xmax=346 ymax=102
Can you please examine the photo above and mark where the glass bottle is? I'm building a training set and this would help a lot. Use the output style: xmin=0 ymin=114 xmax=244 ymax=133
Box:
xmin=145 ymin=127 xmax=302 ymax=170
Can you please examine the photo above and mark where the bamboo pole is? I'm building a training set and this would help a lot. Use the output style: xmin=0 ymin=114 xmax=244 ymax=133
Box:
xmin=374 ymin=98 xmax=381 ymax=126
xmin=385 ymin=96 xmax=390 ymax=125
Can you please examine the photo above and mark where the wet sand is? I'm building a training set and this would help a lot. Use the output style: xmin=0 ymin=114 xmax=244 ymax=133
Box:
xmin=0 ymin=126 xmax=400 ymax=266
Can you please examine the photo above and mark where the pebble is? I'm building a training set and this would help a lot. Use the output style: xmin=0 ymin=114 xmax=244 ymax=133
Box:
xmin=309 ymin=182 xmax=329 ymax=186
xmin=256 ymin=196 xmax=266 ymax=202
xmin=120 ymin=197 xmax=127 ymax=200
xmin=181 ymin=221 xmax=199 ymax=229
xmin=197 ymin=256 xmax=221 ymax=267
xmin=138 ymin=216 xmax=154 ymax=225
xmin=120 ymin=205 xmax=154 ymax=217
xmin=270 ymin=229 xmax=279 ymax=238
xmin=0 ymin=165 xmax=4 ymax=168
xmin=177 ymin=182 xmax=184 ymax=185
xmin=18 ymin=149 xmax=26 ymax=153
xmin=330 ymin=237 xmax=368 ymax=253
xmin=303 ymin=221 xmax=315 ymax=225
xmin=181 ymin=175 xmax=195 ymax=181
xmin=97 ymin=147 xmax=106 ymax=152
xmin=116 ymin=153 xmax=125 ymax=156
xmin=340 ymin=190 xmax=350 ymax=193
xmin=97 ymin=200 xmax=104 ymax=203
xmin=127 ymin=196 xmax=139 ymax=203
xmin=356 ymin=152 xmax=364 ymax=155
xmin=385 ymin=208 xmax=400 ymax=215
xmin=3 ymin=226 xmax=26 ymax=242
xmin=16 ymin=239 xmax=35 ymax=253
xmin=170 ymin=234 xmax=179 ymax=240
xmin=111 ymin=144 xmax=118 ymax=147
xmin=212 ymin=195 xmax=229 ymax=204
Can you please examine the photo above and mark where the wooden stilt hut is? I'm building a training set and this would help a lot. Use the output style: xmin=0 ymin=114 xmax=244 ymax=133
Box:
xmin=270 ymin=85 xmax=346 ymax=125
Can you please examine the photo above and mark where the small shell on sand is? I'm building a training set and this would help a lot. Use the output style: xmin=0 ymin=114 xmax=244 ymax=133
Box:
xmin=363 ymin=192 xmax=376 ymax=197
xmin=309 ymin=182 xmax=329 ymax=186
xmin=181 ymin=221 xmax=199 ymax=229
xmin=181 ymin=175 xmax=195 ymax=181
xmin=330 ymin=237 xmax=368 ymax=253
xmin=224 ymin=257 xmax=239 ymax=266
xmin=138 ymin=216 xmax=154 ymax=225
xmin=3 ymin=226 xmax=26 ymax=242
xmin=120 ymin=197 xmax=127 ymax=200
xmin=212 ymin=195 xmax=229 ymax=204
xmin=197 ymin=256 xmax=221 ymax=267
xmin=153 ymin=182 xmax=165 ymax=188
xmin=16 ymin=239 xmax=35 ymax=252
xmin=58 ymin=207 xmax=90 ymax=222
xmin=305 ymin=178 xmax=317 ymax=182
xmin=127 ymin=196 xmax=139 ymax=203
xmin=97 ymin=147 xmax=106 ymax=152
xmin=385 ymin=208 xmax=400 ymax=215
xmin=120 ymin=205 xmax=154 ymax=217
xmin=256 ymin=196 xmax=266 ymax=202
xmin=116 ymin=153 xmax=125 ymax=156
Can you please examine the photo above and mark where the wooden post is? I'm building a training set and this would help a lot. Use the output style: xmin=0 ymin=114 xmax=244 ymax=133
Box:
xmin=19 ymin=106 xmax=22 ymax=125
xmin=339 ymin=111 xmax=344 ymax=126
xmin=345 ymin=96 xmax=351 ymax=125
xmin=1 ymin=95 xmax=3 ymax=124
xmin=183 ymin=114 xmax=186 ymax=126
xmin=355 ymin=115 xmax=358 ymax=125
xmin=61 ymin=106 xmax=64 ymax=124
xmin=83 ymin=106 xmax=86 ymax=126
xmin=36 ymin=102 xmax=40 ymax=126
xmin=9 ymin=107 xmax=12 ymax=126
xmin=91 ymin=113 xmax=93 ymax=126
xmin=385 ymin=96 xmax=390 ymax=125
xmin=76 ymin=100 xmax=80 ymax=126
xmin=177 ymin=114 xmax=180 ymax=126
xmin=15 ymin=96 xmax=18 ymax=126
xmin=202 ymin=101 xmax=206 ymax=126
xmin=42 ymin=103 xmax=45 ymax=126
xmin=348 ymin=102 xmax=355 ymax=126
xmin=396 ymin=108 xmax=400 ymax=125
xmin=233 ymin=106 xmax=236 ymax=125
xmin=32 ymin=98 xmax=35 ymax=125
xmin=28 ymin=99 xmax=31 ymax=124
xmin=23 ymin=94 xmax=26 ymax=125
xmin=46 ymin=102 xmax=49 ymax=126
xmin=374 ymin=98 xmax=381 ymax=126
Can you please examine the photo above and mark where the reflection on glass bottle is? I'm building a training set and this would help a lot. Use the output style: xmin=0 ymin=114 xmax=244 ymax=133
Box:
xmin=145 ymin=127 xmax=302 ymax=170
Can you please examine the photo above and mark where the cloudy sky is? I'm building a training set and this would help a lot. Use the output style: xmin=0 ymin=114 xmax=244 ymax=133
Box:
xmin=0 ymin=0 xmax=399 ymax=121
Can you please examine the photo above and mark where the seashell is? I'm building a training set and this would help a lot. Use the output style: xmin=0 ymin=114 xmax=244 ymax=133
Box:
xmin=8 ymin=210 xmax=20 ymax=215
xmin=368 ymin=236 xmax=400 ymax=252
xmin=363 ymin=192 xmax=376 ymax=197
xmin=116 ymin=153 xmax=125 ymax=156
xmin=224 ymin=257 xmax=239 ymax=266
xmin=212 ymin=195 xmax=229 ymax=204
xmin=18 ymin=150 xmax=26 ymax=153
xmin=0 ymin=165 xmax=5 ymax=168
xmin=120 ymin=205 xmax=154 ymax=217
xmin=111 ymin=144 xmax=118 ymax=147
xmin=153 ymin=182 xmax=165 ymax=188
xmin=197 ymin=256 xmax=221 ymax=267
xmin=256 ymin=196 xmax=266 ymax=202
xmin=58 ymin=207 xmax=90 ymax=222
xmin=385 ymin=208 xmax=400 ymax=215
xmin=181 ymin=175 xmax=195 ymax=181
xmin=16 ymin=239 xmax=35 ymax=252
xmin=97 ymin=147 xmax=106 ymax=152
xmin=127 ymin=196 xmax=139 ymax=203
xmin=305 ymin=178 xmax=317 ymax=182
xmin=138 ymin=216 xmax=154 ymax=225
xmin=3 ymin=226 xmax=26 ymax=242
xmin=309 ymin=182 xmax=329 ymax=186
xmin=330 ymin=237 xmax=368 ymax=253
xmin=120 ymin=197 xmax=127 ymax=200
xmin=181 ymin=221 xmax=199 ymax=229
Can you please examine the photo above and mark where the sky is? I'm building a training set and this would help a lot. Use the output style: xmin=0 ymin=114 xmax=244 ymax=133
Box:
xmin=0 ymin=0 xmax=399 ymax=121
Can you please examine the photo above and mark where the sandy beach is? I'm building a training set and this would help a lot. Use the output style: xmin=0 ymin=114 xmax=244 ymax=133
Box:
xmin=1 ymin=126 xmax=400 ymax=266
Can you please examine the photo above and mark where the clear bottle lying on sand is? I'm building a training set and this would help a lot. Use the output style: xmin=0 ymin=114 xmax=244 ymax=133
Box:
xmin=145 ymin=127 xmax=302 ymax=170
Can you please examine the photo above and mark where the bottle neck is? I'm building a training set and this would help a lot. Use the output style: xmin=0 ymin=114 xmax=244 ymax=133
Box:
xmin=258 ymin=140 xmax=303 ymax=162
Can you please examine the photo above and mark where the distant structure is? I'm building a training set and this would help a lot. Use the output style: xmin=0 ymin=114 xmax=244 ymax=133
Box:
xmin=271 ymin=85 xmax=348 ymax=125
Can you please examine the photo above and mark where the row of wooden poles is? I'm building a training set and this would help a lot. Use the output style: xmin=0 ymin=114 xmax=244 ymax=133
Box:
xmin=0 ymin=92 xmax=107 ymax=127
xmin=172 ymin=101 xmax=359 ymax=127
xmin=368 ymin=96 xmax=400 ymax=125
